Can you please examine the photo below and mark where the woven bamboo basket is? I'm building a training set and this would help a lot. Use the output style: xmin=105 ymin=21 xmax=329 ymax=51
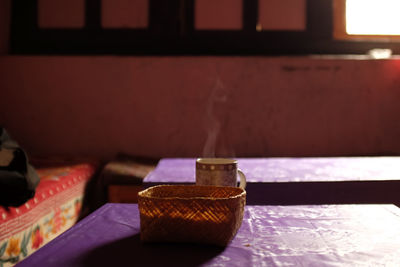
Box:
xmin=137 ymin=185 xmax=246 ymax=246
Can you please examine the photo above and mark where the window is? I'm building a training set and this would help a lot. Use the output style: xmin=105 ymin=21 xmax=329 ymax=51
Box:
xmin=334 ymin=0 xmax=400 ymax=41
xmin=10 ymin=0 xmax=400 ymax=55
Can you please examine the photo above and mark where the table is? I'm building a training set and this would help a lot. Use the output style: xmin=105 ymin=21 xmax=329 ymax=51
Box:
xmin=17 ymin=203 xmax=400 ymax=266
xmin=144 ymin=157 xmax=400 ymax=205
xmin=91 ymin=157 xmax=157 ymax=208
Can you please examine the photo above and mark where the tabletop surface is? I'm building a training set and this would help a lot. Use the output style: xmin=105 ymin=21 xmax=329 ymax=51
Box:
xmin=18 ymin=203 xmax=400 ymax=267
xmin=144 ymin=157 xmax=400 ymax=184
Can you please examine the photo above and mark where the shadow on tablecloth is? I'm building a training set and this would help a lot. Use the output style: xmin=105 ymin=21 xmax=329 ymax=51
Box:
xmin=82 ymin=233 xmax=225 ymax=266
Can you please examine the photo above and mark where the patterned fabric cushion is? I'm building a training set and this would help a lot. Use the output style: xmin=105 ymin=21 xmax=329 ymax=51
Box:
xmin=0 ymin=162 xmax=98 ymax=267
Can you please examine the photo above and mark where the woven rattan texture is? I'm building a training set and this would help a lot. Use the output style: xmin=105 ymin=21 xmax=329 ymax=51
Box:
xmin=138 ymin=185 xmax=246 ymax=246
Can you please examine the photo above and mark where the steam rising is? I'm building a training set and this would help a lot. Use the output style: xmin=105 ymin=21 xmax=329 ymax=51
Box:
xmin=202 ymin=77 xmax=235 ymax=157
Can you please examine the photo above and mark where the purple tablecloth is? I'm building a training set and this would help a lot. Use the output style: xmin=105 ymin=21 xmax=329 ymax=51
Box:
xmin=144 ymin=157 xmax=400 ymax=205
xmin=17 ymin=203 xmax=400 ymax=266
xmin=145 ymin=157 xmax=400 ymax=183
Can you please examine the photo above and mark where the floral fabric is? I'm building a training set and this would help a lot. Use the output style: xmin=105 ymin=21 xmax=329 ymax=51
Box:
xmin=0 ymin=163 xmax=97 ymax=267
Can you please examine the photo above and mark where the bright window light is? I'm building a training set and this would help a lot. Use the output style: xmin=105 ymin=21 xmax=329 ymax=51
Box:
xmin=346 ymin=0 xmax=400 ymax=35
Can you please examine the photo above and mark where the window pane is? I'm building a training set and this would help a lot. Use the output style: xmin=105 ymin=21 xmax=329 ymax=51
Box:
xmin=102 ymin=0 xmax=148 ymax=29
xmin=38 ymin=0 xmax=85 ymax=28
xmin=195 ymin=0 xmax=242 ymax=30
xmin=258 ymin=0 xmax=305 ymax=31
xmin=346 ymin=0 xmax=400 ymax=35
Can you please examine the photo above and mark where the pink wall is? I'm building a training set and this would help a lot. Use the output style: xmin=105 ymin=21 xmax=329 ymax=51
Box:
xmin=1 ymin=2 xmax=400 ymax=160
xmin=1 ymin=56 xmax=400 ymax=160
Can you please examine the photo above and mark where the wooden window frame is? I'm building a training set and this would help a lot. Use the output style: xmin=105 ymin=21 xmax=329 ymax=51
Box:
xmin=10 ymin=0 xmax=400 ymax=55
